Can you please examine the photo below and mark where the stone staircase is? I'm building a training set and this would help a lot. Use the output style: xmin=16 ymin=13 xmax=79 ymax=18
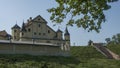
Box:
xmin=106 ymin=48 xmax=120 ymax=60
xmin=92 ymin=43 xmax=120 ymax=60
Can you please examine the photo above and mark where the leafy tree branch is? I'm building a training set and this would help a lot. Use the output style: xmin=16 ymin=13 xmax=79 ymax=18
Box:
xmin=48 ymin=0 xmax=118 ymax=32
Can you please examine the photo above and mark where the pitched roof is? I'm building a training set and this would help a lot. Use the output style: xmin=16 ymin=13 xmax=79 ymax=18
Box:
xmin=57 ymin=29 xmax=62 ymax=33
xmin=32 ymin=15 xmax=47 ymax=24
xmin=21 ymin=22 xmax=27 ymax=32
xmin=11 ymin=24 xmax=21 ymax=29
xmin=0 ymin=30 xmax=8 ymax=37
xmin=47 ymin=25 xmax=56 ymax=33
xmin=24 ymin=15 xmax=48 ymax=27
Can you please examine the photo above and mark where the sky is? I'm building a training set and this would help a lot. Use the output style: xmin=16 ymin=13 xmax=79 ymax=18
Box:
xmin=0 ymin=0 xmax=120 ymax=46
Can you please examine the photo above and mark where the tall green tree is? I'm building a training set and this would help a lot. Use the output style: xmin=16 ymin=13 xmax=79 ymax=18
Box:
xmin=112 ymin=35 xmax=117 ymax=44
xmin=105 ymin=33 xmax=120 ymax=45
xmin=88 ymin=40 xmax=93 ymax=46
xmin=116 ymin=33 xmax=120 ymax=43
xmin=105 ymin=38 xmax=111 ymax=44
xmin=48 ymin=0 xmax=118 ymax=32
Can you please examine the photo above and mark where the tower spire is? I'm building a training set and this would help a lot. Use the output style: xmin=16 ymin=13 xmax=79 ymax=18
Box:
xmin=16 ymin=21 xmax=17 ymax=24
xmin=23 ymin=19 xmax=24 ymax=23
xmin=21 ymin=22 xmax=26 ymax=32
xmin=65 ymin=27 xmax=70 ymax=36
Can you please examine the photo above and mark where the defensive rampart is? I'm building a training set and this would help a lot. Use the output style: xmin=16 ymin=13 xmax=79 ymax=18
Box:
xmin=0 ymin=40 xmax=70 ymax=56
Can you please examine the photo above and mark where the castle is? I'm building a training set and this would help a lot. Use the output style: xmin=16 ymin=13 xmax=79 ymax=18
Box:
xmin=11 ymin=15 xmax=70 ymax=47
xmin=0 ymin=15 xmax=70 ymax=56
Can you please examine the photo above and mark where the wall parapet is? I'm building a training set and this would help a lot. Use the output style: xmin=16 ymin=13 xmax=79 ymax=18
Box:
xmin=0 ymin=40 xmax=70 ymax=56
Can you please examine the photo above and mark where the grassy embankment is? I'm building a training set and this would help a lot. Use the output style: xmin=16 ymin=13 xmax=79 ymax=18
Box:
xmin=0 ymin=45 xmax=120 ymax=68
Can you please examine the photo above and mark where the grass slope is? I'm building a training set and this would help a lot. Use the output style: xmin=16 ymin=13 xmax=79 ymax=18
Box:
xmin=107 ymin=44 xmax=120 ymax=55
xmin=70 ymin=46 xmax=105 ymax=59
xmin=71 ymin=46 xmax=120 ymax=68
xmin=0 ymin=46 xmax=120 ymax=68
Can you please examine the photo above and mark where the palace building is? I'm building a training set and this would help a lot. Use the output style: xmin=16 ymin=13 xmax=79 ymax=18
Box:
xmin=0 ymin=15 xmax=70 ymax=56
xmin=11 ymin=15 xmax=70 ymax=49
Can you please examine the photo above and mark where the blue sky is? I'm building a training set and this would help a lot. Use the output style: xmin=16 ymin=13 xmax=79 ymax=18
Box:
xmin=0 ymin=0 xmax=120 ymax=45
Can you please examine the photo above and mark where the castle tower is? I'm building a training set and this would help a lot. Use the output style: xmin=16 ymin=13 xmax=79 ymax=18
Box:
xmin=64 ymin=27 xmax=70 ymax=41
xmin=64 ymin=27 xmax=70 ymax=51
xmin=11 ymin=24 xmax=21 ymax=41
xmin=20 ymin=22 xmax=27 ymax=41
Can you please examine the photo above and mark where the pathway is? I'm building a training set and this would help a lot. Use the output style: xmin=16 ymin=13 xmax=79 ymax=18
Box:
xmin=92 ymin=43 xmax=120 ymax=60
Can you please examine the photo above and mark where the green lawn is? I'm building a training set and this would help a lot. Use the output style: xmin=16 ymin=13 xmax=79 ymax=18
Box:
xmin=0 ymin=46 xmax=120 ymax=68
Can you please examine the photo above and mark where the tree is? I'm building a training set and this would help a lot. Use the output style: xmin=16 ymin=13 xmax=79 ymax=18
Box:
xmin=48 ymin=0 xmax=118 ymax=32
xmin=88 ymin=40 xmax=93 ymax=46
xmin=116 ymin=33 xmax=120 ymax=43
xmin=105 ymin=33 xmax=120 ymax=45
xmin=112 ymin=35 xmax=117 ymax=44
xmin=105 ymin=38 xmax=111 ymax=44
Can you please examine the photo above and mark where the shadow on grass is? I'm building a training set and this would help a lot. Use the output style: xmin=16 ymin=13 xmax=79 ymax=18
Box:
xmin=0 ymin=54 xmax=80 ymax=68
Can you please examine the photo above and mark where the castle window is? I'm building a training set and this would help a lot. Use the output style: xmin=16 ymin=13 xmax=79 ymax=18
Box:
xmin=48 ymin=30 xmax=50 ymax=33
xmin=38 ymin=24 xmax=40 ymax=27
xmin=34 ymin=32 xmax=36 ymax=35
xmin=43 ymin=33 xmax=46 ymax=36
xmin=39 ymin=33 xmax=41 ymax=35
xmin=14 ymin=30 xmax=16 ymax=32
xmin=28 ymin=28 xmax=31 ymax=32
xmin=38 ymin=18 xmax=40 ymax=20
xmin=22 ymin=33 xmax=24 ymax=36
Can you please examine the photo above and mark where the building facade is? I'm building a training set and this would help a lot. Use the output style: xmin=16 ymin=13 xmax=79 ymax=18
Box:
xmin=0 ymin=30 xmax=11 ymax=40
xmin=11 ymin=15 xmax=70 ymax=51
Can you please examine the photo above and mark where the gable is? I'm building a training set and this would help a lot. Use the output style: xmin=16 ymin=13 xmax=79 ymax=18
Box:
xmin=47 ymin=25 xmax=56 ymax=33
xmin=33 ymin=15 xmax=47 ymax=24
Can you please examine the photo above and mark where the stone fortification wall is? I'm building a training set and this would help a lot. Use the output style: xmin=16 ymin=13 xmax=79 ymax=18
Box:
xmin=0 ymin=40 xmax=70 ymax=56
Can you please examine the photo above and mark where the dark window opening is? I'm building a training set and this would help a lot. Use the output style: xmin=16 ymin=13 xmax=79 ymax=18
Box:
xmin=48 ymin=30 xmax=50 ymax=33
xmin=38 ymin=18 xmax=40 ymax=20
xmin=34 ymin=32 xmax=37 ymax=35
xmin=28 ymin=28 xmax=31 ymax=32
xmin=22 ymin=33 xmax=24 ymax=36
xmin=14 ymin=30 xmax=16 ymax=32
xmin=38 ymin=24 xmax=40 ymax=27
xmin=39 ymin=33 xmax=41 ymax=35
